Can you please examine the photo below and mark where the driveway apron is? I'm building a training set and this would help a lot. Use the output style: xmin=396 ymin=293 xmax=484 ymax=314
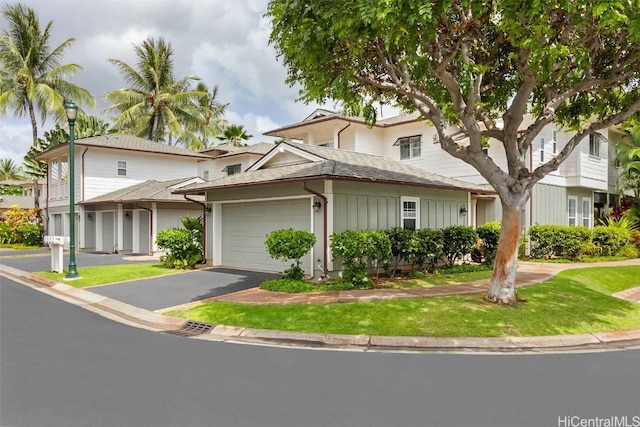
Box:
xmin=90 ymin=267 xmax=276 ymax=311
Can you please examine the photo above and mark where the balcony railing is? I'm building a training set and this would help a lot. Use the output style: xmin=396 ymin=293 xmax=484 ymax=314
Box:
xmin=49 ymin=182 xmax=69 ymax=200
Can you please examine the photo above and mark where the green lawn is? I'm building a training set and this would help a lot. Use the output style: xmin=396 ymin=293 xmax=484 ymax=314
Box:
xmin=36 ymin=263 xmax=178 ymax=288
xmin=167 ymin=266 xmax=640 ymax=337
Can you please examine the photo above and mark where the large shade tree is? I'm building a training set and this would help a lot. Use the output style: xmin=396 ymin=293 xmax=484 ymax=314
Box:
xmin=0 ymin=2 xmax=95 ymax=146
xmin=268 ymin=0 xmax=640 ymax=304
xmin=104 ymin=37 xmax=207 ymax=145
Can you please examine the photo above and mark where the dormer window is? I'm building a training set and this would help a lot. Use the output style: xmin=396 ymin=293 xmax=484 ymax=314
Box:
xmin=395 ymin=135 xmax=422 ymax=160
xmin=223 ymin=164 xmax=242 ymax=176
xmin=117 ymin=161 xmax=127 ymax=176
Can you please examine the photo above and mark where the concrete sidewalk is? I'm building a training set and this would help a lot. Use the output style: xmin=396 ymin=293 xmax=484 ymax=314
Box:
xmin=2 ymin=259 xmax=640 ymax=353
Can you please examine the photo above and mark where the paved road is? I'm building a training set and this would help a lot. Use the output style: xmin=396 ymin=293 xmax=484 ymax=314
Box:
xmin=0 ymin=249 xmax=275 ymax=310
xmin=91 ymin=268 xmax=276 ymax=310
xmin=2 ymin=276 xmax=639 ymax=427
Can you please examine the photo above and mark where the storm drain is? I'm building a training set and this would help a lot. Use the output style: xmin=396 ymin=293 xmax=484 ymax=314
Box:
xmin=164 ymin=320 xmax=214 ymax=337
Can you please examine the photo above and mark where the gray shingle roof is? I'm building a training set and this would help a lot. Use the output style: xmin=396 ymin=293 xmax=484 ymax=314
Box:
xmin=175 ymin=142 xmax=493 ymax=195
xmin=0 ymin=195 xmax=35 ymax=209
xmin=81 ymin=177 xmax=205 ymax=204
xmin=36 ymin=134 xmax=213 ymax=160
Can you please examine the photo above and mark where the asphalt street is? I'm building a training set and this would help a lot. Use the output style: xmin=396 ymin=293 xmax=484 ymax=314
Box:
xmin=2 ymin=276 xmax=639 ymax=427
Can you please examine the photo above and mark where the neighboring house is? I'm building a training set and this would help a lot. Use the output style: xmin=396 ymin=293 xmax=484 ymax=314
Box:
xmin=176 ymin=141 xmax=493 ymax=277
xmin=198 ymin=143 xmax=275 ymax=180
xmin=35 ymin=134 xmax=211 ymax=254
xmin=265 ymin=109 xmax=624 ymax=231
xmin=0 ymin=179 xmax=45 ymax=213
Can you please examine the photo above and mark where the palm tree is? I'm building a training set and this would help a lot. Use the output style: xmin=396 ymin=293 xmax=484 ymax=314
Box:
xmin=190 ymin=82 xmax=228 ymax=151
xmin=0 ymin=158 xmax=22 ymax=180
xmin=216 ymin=124 xmax=253 ymax=147
xmin=0 ymin=3 xmax=95 ymax=146
xmin=615 ymin=129 xmax=640 ymax=198
xmin=104 ymin=37 xmax=206 ymax=145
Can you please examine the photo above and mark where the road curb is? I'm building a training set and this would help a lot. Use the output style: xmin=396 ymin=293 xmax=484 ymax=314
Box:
xmin=2 ymin=265 xmax=640 ymax=353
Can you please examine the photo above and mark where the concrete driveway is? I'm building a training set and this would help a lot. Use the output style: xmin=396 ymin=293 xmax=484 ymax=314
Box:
xmin=90 ymin=267 xmax=277 ymax=311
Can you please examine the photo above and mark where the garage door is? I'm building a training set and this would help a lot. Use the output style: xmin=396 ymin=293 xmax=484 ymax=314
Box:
xmin=222 ymin=199 xmax=311 ymax=272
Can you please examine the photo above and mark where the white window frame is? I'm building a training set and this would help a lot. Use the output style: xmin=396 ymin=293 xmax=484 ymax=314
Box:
xmin=568 ymin=196 xmax=577 ymax=226
xmin=397 ymin=135 xmax=422 ymax=160
xmin=540 ymin=137 xmax=545 ymax=162
xmin=582 ymin=197 xmax=591 ymax=228
xmin=223 ymin=164 xmax=242 ymax=176
xmin=400 ymin=196 xmax=420 ymax=230
xmin=203 ymin=170 xmax=209 ymax=180
xmin=589 ymin=134 xmax=601 ymax=157
xmin=117 ymin=160 xmax=127 ymax=176
xmin=552 ymin=130 xmax=557 ymax=154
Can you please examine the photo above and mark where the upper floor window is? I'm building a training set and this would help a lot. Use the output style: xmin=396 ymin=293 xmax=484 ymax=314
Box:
xmin=396 ymin=135 xmax=422 ymax=160
xmin=589 ymin=133 xmax=602 ymax=157
xmin=401 ymin=197 xmax=419 ymax=231
xmin=223 ymin=164 xmax=241 ymax=176
xmin=540 ymin=137 xmax=545 ymax=162
xmin=203 ymin=170 xmax=209 ymax=180
xmin=117 ymin=161 xmax=127 ymax=176
xmin=552 ymin=131 xmax=557 ymax=154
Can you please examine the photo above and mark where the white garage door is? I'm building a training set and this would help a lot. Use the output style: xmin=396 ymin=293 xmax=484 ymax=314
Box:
xmin=222 ymin=199 xmax=311 ymax=272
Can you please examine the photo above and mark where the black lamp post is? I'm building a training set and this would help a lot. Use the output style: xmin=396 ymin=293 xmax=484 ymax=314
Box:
xmin=64 ymin=100 xmax=79 ymax=279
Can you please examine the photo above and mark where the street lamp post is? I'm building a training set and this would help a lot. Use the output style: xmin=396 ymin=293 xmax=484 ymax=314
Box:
xmin=64 ymin=100 xmax=79 ymax=279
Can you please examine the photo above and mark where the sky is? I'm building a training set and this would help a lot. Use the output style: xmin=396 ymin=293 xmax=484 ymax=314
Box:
xmin=0 ymin=0 xmax=338 ymax=167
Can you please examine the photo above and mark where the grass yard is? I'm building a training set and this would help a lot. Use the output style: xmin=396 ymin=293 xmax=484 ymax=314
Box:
xmin=167 ymin=266 xmax=640 ymax=337
xmin=36 ymin=263 xmax=178 ymax=288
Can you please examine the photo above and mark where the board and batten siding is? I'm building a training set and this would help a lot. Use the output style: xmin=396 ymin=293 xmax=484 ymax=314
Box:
xmin=156 ymin=208 xmax=203 ymax=231
xmin=531 ymin=184 xmax=567 ymax=225
xmin=331 ymin=182 xmax=468 ymax=232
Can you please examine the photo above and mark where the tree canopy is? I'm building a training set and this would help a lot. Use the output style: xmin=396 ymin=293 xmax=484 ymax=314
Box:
xmin=268 ymin=0 xmax=640 ymax=303
xmin=0 ymin=2 xmax=95 ymax=146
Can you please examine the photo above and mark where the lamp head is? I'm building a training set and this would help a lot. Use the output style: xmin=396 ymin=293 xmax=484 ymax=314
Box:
xmin=64 ymin=100 xmax=78 ymax=121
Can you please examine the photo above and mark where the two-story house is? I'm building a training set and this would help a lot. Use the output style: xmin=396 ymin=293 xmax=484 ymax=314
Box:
xmin=35 ymin=134 xmax=211 ymax=254
xmin=264 ymin=109 xmax=623 ymax=232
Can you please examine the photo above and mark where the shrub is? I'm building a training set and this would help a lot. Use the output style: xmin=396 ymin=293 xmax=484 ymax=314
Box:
xmin=155 ymin=225 xmax=202 ymax=269
xmin=260 ymin=278 xmax=316 ymax=293
xmin=384 ymin=227 xmax=415 ymax=274
xmin=560 ymin=226 xmax=591 ymax=259
xmin=591 ymin=226 xmax=630 ymax=256
xmin=330 ymin=230 xmax=391 ymax=287
xmin=411 ymin=228 xmax=444 ymax=270
xmin=528 ymin=224 xmax=591 ymax=259
xmin=442 ymin=225 xmax=477 ymax=264
xmin=476 ymin=222 xmax=501 ymax=264
xmin=265 ymin=228 xmax=316 ymax=280
xmin=16 ymin=223 xmax=44 ymax=247
xmin=528 ymin=224 xmax=560 ymax=259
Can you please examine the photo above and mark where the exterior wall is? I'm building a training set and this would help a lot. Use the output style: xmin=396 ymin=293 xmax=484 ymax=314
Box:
xmin=156 ymin=207 xmax=203 ymax=230
xmin=531 ymin=184 xmax=568 ymax=226
xmin=197 ymin=154 xmax=262 ymax=181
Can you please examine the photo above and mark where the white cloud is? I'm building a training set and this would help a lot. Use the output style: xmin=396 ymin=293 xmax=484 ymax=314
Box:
xmin=0 ymin=120 xmax=33 ymax=165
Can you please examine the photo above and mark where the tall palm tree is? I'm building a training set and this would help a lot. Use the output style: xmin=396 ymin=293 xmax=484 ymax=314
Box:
xmin=104 ymin=37 xmax=206 ymax=145
xmin=0 ymin=158 xmax=22 ymax=180
xmin=190 ymin=82 xmax=228 ymax=151
xmin=0 ymin=3 xmax=95 ymax=146
xmin=216 ymin=124 xmax=253 ymax=147
xmin=615 ymin=129 xmax=640 ymax=198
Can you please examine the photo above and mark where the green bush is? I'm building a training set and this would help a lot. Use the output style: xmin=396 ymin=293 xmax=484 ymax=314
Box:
xmin=476 ymin=222 xmax=501 ymax=264
xmin=384 ymin=227 xmax=415 ymax=274
xmin=591 ymin=226 xmax=631 ymax=256
xmin=411 ymin=228 xmax=444 ymax=270
xmin=442 ymin=225 xmax=477 ymax=264
xmin=16 ymin=223 xmax=44 ymax=247
xmin=155 ymin=226 xmax=202 ymax=269
xmin=529 ymin=224 xmax=591 ymax=259
xmin=560 ymin=226 xmax=591 ymax=259
xmin=265 ymin=228 xmax=316 ymax=280
xmin=330 ymin=230 xmax=391 ymax=287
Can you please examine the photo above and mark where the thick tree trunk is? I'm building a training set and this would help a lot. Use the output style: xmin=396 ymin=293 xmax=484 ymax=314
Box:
xmin=486 ymin=202 xmax=523 ymax=304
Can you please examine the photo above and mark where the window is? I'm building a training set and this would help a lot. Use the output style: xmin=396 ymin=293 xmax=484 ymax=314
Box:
xmin=117 ymin=161 xmax=127 ymax=176
xmin=223 ymin=164 xmax=241 ymax=176
xmin=401 ymin=197 xmax=419 ymax=231
xmin=203 ymin=170 xmax=209 ymax=180
xmin=540 ymin=137 xmax=545 ymax=162
xmin=589 ymin=134 xmax=601 ymax=157
xmin=396 ymin=135 xmax=422 ymax=160
xmin=552 ymin=131 xmax=557 ymax=154
xmin=582 ymin=198 xmax=591 ymax=227
xmin=568 ymin=196 xmax=577 ymax=226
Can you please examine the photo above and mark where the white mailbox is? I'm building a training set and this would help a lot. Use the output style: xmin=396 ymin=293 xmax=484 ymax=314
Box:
xmin=44 ymin=236 xmax=69 ymax=273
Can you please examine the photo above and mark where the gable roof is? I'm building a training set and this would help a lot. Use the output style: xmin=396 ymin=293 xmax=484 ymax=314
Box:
xmin=206 ymin=142 xmax=275 ymax=159
xmin=175 ymin=141 xmax=493 ymax=195
xmin=35 ymin=134 xmax=213 ymax=161
xmin=80 ymin=177 xmax=205 ymax=204
xmin=0 ymin=194 xmax=35 ymax=209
